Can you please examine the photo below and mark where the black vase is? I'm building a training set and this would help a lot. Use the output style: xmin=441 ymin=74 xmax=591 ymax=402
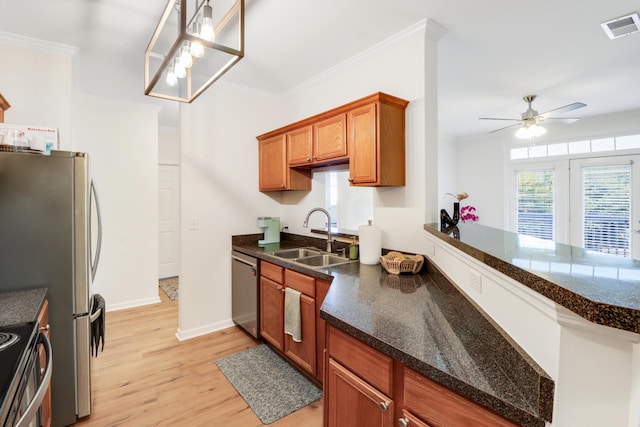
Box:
xmin=440 ymin=202 xmax=460 ymax=229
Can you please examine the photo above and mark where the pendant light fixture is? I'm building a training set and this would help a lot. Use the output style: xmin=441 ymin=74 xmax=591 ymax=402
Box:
xmin=144 ymin=0 xmax=244 ymax=103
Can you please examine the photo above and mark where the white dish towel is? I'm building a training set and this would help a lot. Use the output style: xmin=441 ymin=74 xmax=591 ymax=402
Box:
xmin=284 ymin=287 xmax=302 ymax=342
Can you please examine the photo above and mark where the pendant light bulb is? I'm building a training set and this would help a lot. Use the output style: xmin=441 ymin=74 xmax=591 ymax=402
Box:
xmin=174 ymin=61 xmax=187 ymax=79
xmin=201 ymin=1 xmax=215 ymax=42
xmin=166 ymin=61 xmax=178 ymax=87
xmin=190 ymin=23 xmax=205 ymax=58
xmin=178 ymin=44 xmax=193 ymax=68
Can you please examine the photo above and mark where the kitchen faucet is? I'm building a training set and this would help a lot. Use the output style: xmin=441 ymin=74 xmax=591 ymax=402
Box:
xmin=303 ymin=207 xmax=334 ymax=252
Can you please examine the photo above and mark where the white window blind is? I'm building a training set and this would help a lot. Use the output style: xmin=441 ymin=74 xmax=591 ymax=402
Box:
xmin=516 ymin=169 xmax=554 ymax=240
xmin=581 ymin=164 xmax=631 ymax=257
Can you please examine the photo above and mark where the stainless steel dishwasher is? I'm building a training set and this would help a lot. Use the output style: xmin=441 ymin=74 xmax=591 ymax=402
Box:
xmin=231 ymin=250 xmax=259 ymax=338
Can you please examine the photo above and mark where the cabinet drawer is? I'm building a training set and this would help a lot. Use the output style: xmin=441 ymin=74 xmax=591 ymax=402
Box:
xmin=261 ymin=261 xmax=284 ymax=283
xmin=404 ymin=367 xmax=517 ymax=427
xmin=284 ymin=269 xmax=315 ymax=297
xmin=328 ymin=325 xmax=393 ymax=397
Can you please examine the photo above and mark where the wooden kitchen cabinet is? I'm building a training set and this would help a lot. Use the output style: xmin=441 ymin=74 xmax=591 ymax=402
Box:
xmin=325 ymin=325 xmax=394 ymax=427
xmin=260 ymin=276 xmax=284 ymax=351
xmin=287 ymin=126 xmax=314 ymax=166
xmin=288 ymin=114 xmax=348 ymax=167
xmin=37 ymin=299 xmax=52 ymax=427
xmin=324 ymin=324 xmax=518 ymax=427
xmin=348 ymin=94 xmax=408 ymax=186
xmin=259 ymin=260 xmax=329 ymax=382
xmin=257 ymin=92 xmax=407 ymax=191
xmin=0 ymin=93 xmax=9 ymax=123
xmin=403 ymin=367 xmax=518 ymax=427
xmin=283 ymin=269 xmax=316 ymax=376
xmin=258 ymin=133 xmax=311 ymax=191
xmin=313 ymin=113 xmax=348 ymax=163
xmin=327 ymin=359 xmax=394 ymax=427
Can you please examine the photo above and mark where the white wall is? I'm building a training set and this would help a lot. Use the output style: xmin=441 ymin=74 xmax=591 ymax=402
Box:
xmin=178 ymin=83 xmax=286 ymax=338
xmin=280 ymin=21 xmax=430 ymax=255
xmin=0 ymin=36 xmax=74 ymax=147
xmin=455 ymin=108 xmax=640 ymax=229
xmin=73 ymin=94 xmax=160 ymax=310
xmin=159 ymin=126 xmax=180 ymax=165
xmin=1 ymin=37 xmax=160 ymax=311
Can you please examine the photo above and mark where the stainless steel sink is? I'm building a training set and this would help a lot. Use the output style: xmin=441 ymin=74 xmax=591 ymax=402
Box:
xmin=270 ymin=247 xmax=322 ymax=259
xmin=267 ymin=247 xmax=352 ymax=269
xmin=294 ymin=254 xmax=351 ymax=268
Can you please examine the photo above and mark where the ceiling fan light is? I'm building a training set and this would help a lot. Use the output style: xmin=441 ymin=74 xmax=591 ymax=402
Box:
xmin=515 ymin=127 xmax=530 ymax=139
xmin=515 ymin=123 xmax=547 ymax=139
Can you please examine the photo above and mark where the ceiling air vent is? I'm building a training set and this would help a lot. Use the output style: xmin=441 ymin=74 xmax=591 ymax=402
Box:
xmin=601 ymin=12 xmax=640 ymax=39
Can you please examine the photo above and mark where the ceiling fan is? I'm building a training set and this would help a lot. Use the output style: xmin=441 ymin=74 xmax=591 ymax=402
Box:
xmin=480 ymin=95 xmax=586 ymax=138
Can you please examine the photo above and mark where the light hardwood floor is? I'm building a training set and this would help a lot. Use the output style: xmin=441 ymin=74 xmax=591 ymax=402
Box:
xmin=74 ymin=291 xmax=324 ymax=427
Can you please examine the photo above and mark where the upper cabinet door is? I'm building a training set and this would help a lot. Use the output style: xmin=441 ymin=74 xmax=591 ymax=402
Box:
xmin=259 ymin=134 xmax=287 ymax=191
xmin=314 ymin=113 xmax=348 ymax=162
xmin=348 ymin=103 xmax=378 ymax=185
xmin=287 ymin=126 xmax=314 ymax=166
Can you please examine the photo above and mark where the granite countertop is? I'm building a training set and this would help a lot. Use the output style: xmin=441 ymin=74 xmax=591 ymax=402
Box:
xmin=425 ymin=223 xmax=640 ymax=333
xmin=232 ymin=233 xmax=553 ymax=426
xmin=0 ymin=288 xmax=48 ymax=327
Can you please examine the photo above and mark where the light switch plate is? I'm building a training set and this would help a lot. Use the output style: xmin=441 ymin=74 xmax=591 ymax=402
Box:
xmin=189 ymin=217 xmax=199 ymax=231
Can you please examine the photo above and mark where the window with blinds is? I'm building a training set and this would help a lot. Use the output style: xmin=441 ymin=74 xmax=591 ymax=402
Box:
xmin=581 ymin=164 xmax=631 ymax=257
xmin=516 ymin=169 xmax=554 ymax=240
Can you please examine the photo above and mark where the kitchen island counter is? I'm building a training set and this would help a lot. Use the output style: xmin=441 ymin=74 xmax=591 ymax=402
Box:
xmin=424 ymin=223 xmax=640 ymax=334
xmin=233 ymin=233 xmax=553 ymax=426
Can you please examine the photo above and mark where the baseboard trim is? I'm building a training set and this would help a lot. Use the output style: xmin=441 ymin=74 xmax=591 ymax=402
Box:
xmin=106 ymin=296 xmax=161 ymax=312
xmin=175 ymin=319 xmax=236 ymax=341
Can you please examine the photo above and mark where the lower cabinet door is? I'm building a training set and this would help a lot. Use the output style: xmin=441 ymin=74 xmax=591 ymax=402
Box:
xmin=260 ymin=277 xmax=284 ymax=351
xmin=327 ymin=358 xmax=394 ymax=427
xmin=284 ymin=293 xmax=316 ymax=375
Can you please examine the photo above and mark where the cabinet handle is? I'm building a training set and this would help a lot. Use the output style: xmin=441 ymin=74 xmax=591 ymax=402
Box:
xmin=378 ymin=401 xmax=390 ymax=412
xmin=398 ymin=418 xmax=409 ymax=427
xmin=280 ymin=184 xmax=285 ymax=189
xmin=312 ymin=156 xmax=317 ymax=160
xmin=277 ymin=286 xmax=285 ymax=293
xmin=348 ymin=177 xmax=353 ymax=182
xmin=39 ymin=324 xmax=50 ymax=332
xmin=306 ymin=157 xmax=311 ymax=162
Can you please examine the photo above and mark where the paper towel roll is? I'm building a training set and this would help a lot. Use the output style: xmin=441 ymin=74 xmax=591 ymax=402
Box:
xmin=358 ymin=220 xmax=381 ymax=265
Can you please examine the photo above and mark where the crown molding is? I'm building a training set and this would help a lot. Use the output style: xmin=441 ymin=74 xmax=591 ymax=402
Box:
xmin=289 ymin=19 xmax=428 ymax=93
xmin=0 ymin=31 xmax=77 ymax=56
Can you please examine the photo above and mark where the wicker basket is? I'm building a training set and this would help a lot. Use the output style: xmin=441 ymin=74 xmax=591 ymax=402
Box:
xmin=380 ymin=251 xmax=424 ymax=275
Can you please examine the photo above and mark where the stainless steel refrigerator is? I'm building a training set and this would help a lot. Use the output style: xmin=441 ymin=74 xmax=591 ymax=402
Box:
xmin=0 ymin=150 xmax=102 ymax=427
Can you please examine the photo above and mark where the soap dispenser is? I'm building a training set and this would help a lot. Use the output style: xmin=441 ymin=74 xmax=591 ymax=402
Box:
xmin=349 ymin=236 xmax=359 ymax=260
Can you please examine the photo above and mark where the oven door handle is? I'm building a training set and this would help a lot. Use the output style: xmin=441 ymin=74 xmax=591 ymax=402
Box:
xmin=15 ymin=332 xmax=52 ymax=427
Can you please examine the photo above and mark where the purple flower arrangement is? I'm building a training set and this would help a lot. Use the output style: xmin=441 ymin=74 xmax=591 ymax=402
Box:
xmin=460 ymin=205 xmax=479 ymax=222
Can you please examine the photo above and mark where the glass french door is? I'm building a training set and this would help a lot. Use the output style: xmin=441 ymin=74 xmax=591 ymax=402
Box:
xmin=569 ymin=155 xmax=640 ymax=260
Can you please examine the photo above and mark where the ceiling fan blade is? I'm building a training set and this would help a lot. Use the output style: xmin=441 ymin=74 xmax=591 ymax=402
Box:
xmin=539 ymin=102 xmax=586 ymax=118
xmin=539 ymin=117 xmax=580 ymax=124
xmin=489 ymin=123 xmax=521 ymax=133
xmin=479 ymin=117 xmax=522 ymax=121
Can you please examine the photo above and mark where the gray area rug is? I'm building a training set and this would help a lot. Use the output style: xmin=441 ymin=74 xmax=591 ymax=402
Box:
xmin=216 ymin=344 xmax=322 ymax=424
xmin=159 ymin=277 xmax=179 ymax=300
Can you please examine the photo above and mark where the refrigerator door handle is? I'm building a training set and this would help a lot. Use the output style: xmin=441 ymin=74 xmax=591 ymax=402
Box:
xmin=90 ymin=180 xmax=102 ymax=281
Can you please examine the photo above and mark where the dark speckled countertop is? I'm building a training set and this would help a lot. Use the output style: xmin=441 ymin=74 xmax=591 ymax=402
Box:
xmin=233 ymin=233 xmax=553 ymax=426
xmin=0 ymin=288 xmax=47 ymax=327
xmin=425 ymin=223 xmax=640 ymax=333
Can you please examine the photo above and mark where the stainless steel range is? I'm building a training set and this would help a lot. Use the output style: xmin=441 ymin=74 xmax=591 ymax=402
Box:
xmin=0 ymin=321 xmax=52 ymax=427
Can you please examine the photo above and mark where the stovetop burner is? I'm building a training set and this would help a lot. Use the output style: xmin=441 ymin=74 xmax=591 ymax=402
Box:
xmin=0 ymin=332 xmax=19 ymax=352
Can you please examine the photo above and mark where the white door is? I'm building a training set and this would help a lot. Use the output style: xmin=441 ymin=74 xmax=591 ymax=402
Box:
xmin=159 ymin=164 xmax=180 ymax=278
xmin=569 ymin=155 xmax=640 ymax=260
